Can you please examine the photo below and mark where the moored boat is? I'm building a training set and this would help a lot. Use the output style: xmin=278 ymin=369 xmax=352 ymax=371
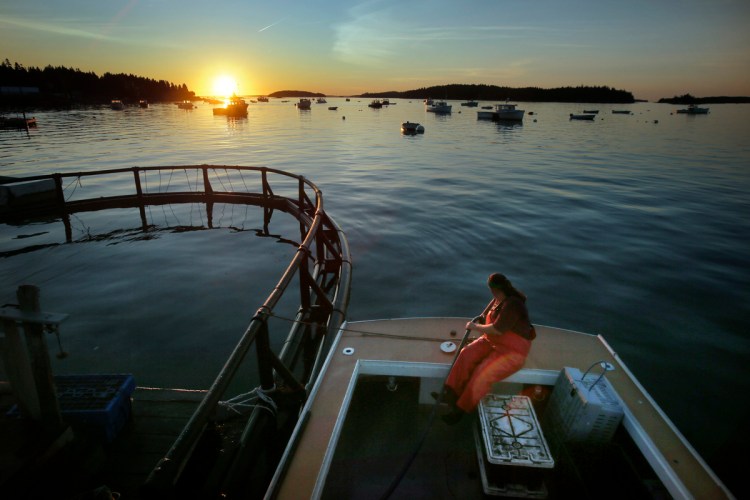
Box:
xmin=676 ymin=104 xmax=709 ymax=114
xmin=477 ymin=102 xmax=524 ymax=121
xmin=139 ymin=100 xmax=149 ymax=108
xmin=400 ymin=121 xmax=424 ymax=134
xmin=368 ymin=100 xmax=383 ymax=109
xmin=612 ymin=110 xmax=631 ymax=114
xmin=425 ymin=100 xmax=452 ymax=113
xmin=296 ymin=98 xmax=312 ymax=110
xmin=583 ymin=109 xmax=598 ymax=114
xmin=176 ymin=101 xmax=195 ymax=110
xmin=110 ymin=99 xmax=124 ymax=110
xmin=461 ymin=100 xmax=479 ymax=107
xmin=257 ymin=96 xmax=269 ymax=102
xmin=492 ymin=102 xmax=524 ymax=121
xmin=212 ymin=94 xmax=249 ymax=117
xmin=570 ymin=113 xmax=596 ymax=120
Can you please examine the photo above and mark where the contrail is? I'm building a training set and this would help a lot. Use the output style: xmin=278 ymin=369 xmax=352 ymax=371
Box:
xmin=259 ymin=19 xmax=284 ymax=32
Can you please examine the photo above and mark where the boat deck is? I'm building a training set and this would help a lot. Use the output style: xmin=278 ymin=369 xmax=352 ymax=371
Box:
xmin=271 ymin=317 xmax=730 ymax=499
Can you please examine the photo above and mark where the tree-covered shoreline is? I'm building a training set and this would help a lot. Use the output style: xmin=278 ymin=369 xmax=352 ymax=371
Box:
xmin=359 ymin=83 xmax=636 ymax=103
xmin=657 ymin=93 xmax=750 ymax=104
xmin=1 ymin=60 xmax=195 ymax=108
xmin=3 ymin=60 xmax=748 ymax=108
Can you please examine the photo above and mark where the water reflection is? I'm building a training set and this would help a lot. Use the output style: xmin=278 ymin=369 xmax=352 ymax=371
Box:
xmin=495 ymin=119 xmax=524 ymax=131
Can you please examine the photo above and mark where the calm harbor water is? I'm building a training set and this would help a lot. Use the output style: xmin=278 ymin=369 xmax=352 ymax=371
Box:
xmin=1 ymin=99 xmax=748 ymax=494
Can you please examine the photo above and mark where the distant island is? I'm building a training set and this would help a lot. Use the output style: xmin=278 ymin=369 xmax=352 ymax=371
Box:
xmin=657 ymin=93 xmax=750 ymax=104
xmin=0 ymin=60 xmax=196 ymax=108
xmin=268 ymin=84 xmax=635 ymax=103
xmin=268 ymin=90 xmax=326 ymax=98
xmin=356 ymin=84 xmax=636 ymax=103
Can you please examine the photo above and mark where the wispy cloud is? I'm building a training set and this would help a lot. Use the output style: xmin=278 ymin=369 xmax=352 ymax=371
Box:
xmin=1 ymin=16 xmax=123 ymax=42
xmin=333 ymin=7 xmax=549 ymax=66
xmin=0 ymin=15 xmax=179 ymax=48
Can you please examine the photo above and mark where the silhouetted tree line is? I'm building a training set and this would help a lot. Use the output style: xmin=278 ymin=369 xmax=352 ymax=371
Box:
xmin=0 ymin=60 xmax=196 ymax=108
xmin=268 ymin=90 xmax=326 ymax=98
xmin=658 ymin=93 xmax=750 ymax=104
xmin=360 ymin=83 xmax=635 ymax=103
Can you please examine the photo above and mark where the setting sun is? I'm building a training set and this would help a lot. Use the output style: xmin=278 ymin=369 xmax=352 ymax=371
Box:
xmin=213 ymin=75 xmax=238 ymax=97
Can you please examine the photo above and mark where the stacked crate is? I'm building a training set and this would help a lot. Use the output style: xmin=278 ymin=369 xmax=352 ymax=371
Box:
xmin=475 ymin=394 xmax=555 ymax=497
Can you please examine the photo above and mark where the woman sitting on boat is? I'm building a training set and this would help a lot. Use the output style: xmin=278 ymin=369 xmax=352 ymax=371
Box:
xmin=440 ymin=273 xmax=536 ymax=424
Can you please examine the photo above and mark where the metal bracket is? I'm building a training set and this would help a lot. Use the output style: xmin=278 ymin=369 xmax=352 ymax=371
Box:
xmin=0 ymin=306 xmax=69 ymax=326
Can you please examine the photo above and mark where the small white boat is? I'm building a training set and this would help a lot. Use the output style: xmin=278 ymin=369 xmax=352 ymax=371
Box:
xmin=492 ymin=102 xmax=524 ymax=121
xmin=296 ymin=98 xmax=312 ymax=110
xmin=400 ymin=121 xmax=424 ymax=134
xmin=426 ymin=100 xmax=452 ymax=113
xmin=110 ymin=99 xmax=124 ymax=110
xmin=477 ymin=102 xmax=524 ymax=121
xmin=676 ymin=104 xmax=709 ymax=115
xmin=570 ymin=113 xmax=596 ymax=120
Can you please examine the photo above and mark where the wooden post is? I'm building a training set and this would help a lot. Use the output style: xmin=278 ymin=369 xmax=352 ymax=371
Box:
xmin=1 ymin=317 xmax=41 ymax=419
xmin=17 ymin=285 xmax=65 ymax=435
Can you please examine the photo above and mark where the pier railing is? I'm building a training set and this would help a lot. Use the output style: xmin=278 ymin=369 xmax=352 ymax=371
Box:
xmin=1 ymin=165 xmax=352 ymax=497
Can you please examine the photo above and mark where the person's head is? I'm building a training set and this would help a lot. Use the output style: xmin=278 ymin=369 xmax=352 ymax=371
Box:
xmin=487 ymin=273 xmax=526 ymax=301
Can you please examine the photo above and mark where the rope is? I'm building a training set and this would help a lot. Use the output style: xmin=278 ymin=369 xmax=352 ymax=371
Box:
xmin=267 ymin=311 xmax=463 ymax=343
xmin=218 ymin=385 xmax=278 ymax=418
xmin=64 ymin=176 xmax=83 ymax=201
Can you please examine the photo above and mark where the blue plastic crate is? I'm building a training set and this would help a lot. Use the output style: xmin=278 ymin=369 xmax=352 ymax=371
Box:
xmin=54 ymin=374 xmax=135 ymax=442
xmin=7 ymin=373 xmax=136 ymax=442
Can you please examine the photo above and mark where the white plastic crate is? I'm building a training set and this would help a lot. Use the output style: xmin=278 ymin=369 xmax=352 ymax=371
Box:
xmin=475 ymin=394 xmax=554 ymax=497
xmin=544 ymin=363 xmax=624 ymax=445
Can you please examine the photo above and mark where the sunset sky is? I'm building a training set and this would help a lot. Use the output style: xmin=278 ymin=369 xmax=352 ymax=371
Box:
xmin=2 ymin=0 xmax=748 ymax=101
